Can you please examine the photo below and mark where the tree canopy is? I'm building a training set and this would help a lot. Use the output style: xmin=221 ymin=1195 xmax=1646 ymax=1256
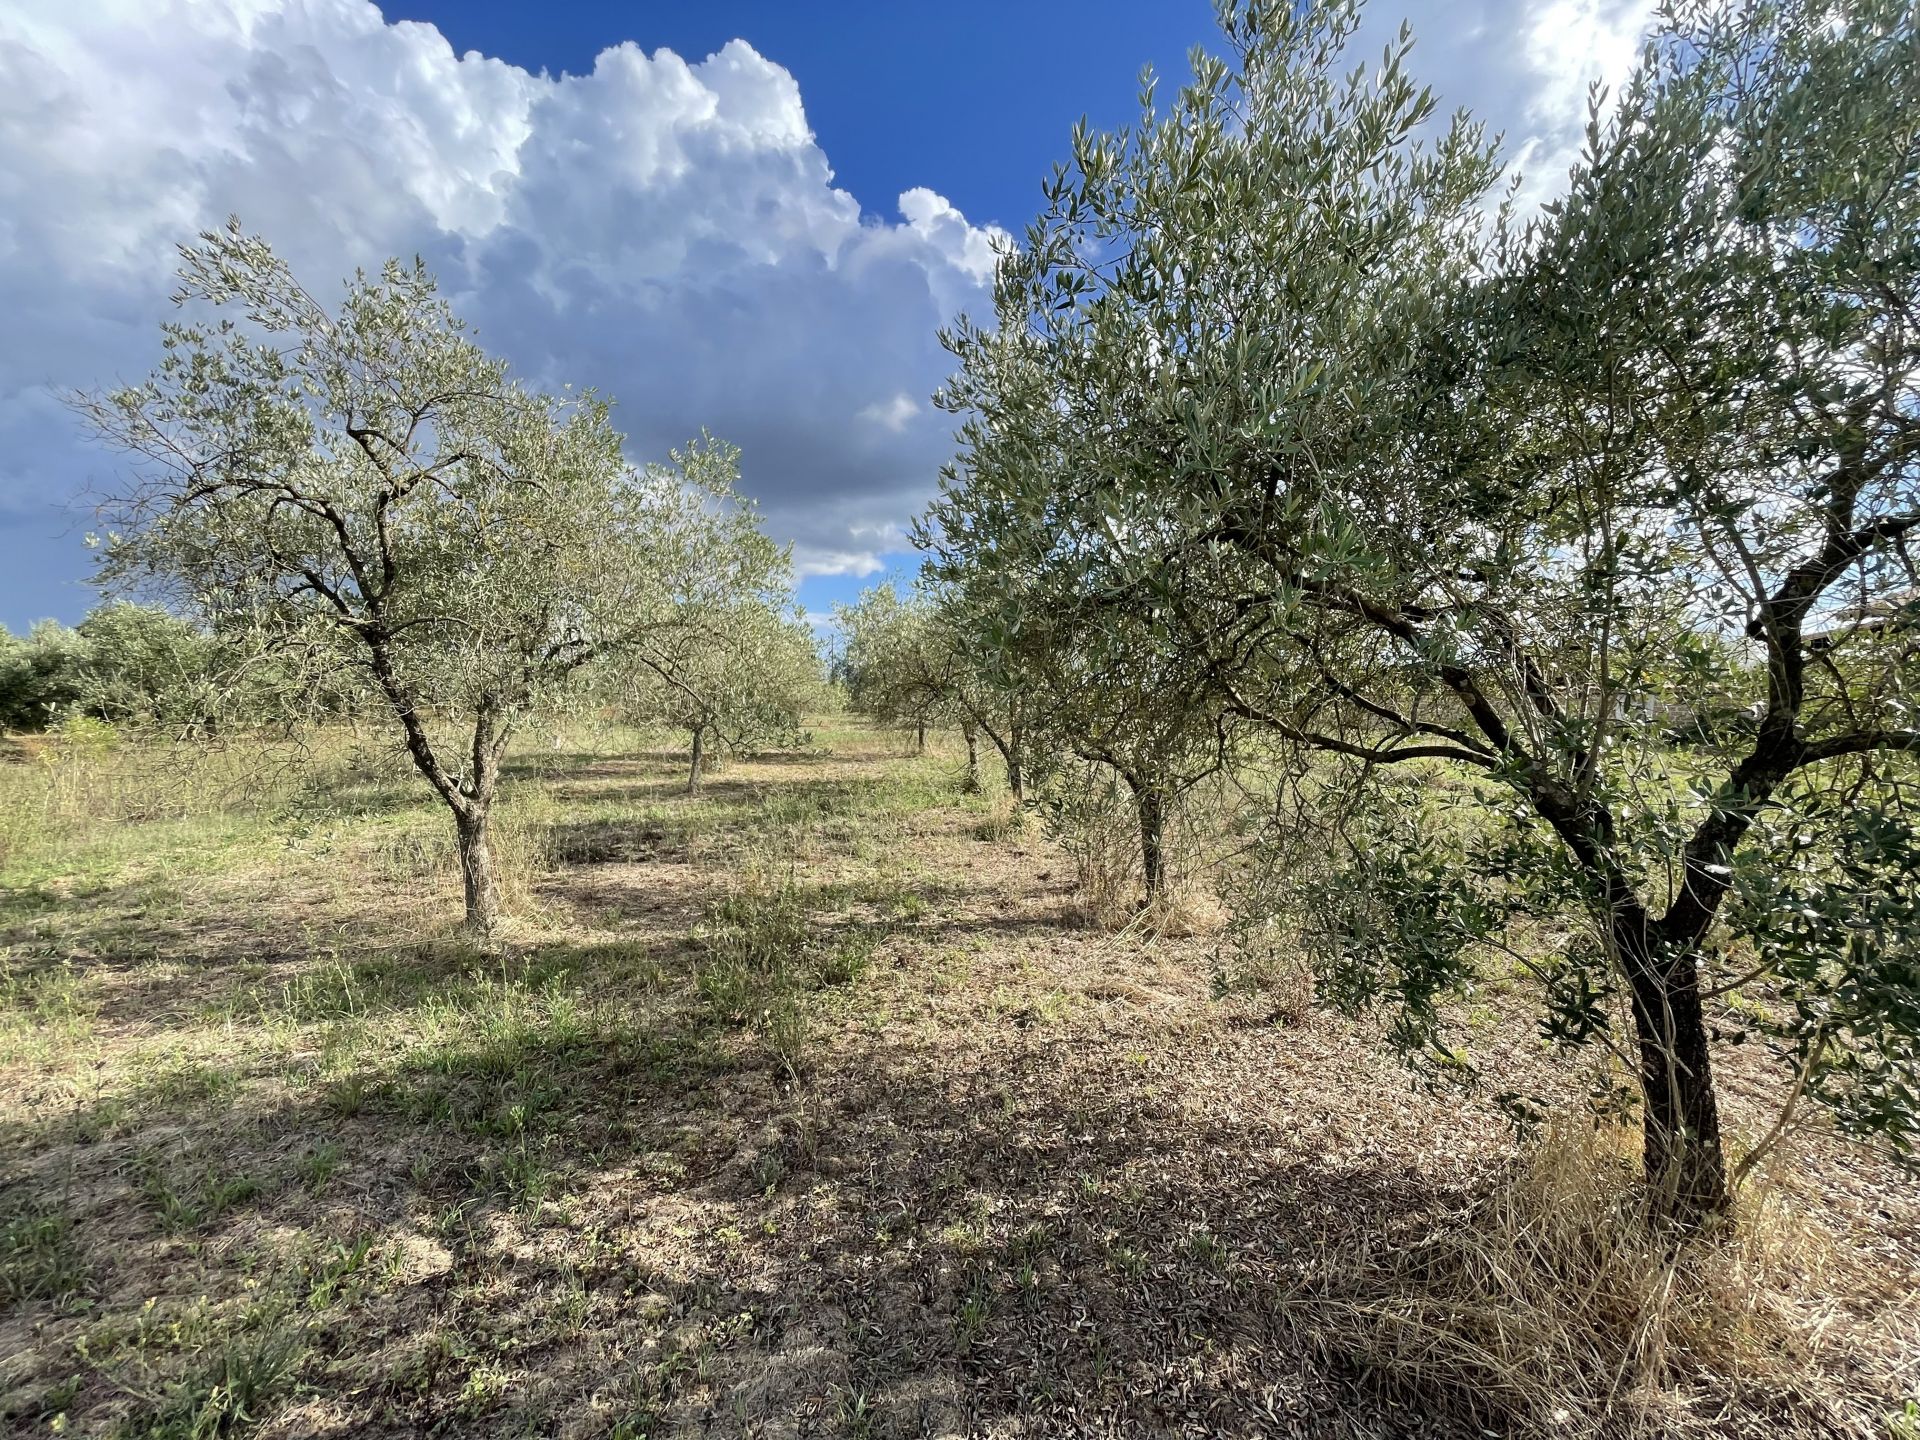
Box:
xmin=922 ymin=0 xmax=1920 ymax=1225
xmin=76 ymin=224 xmax=773 ymax=929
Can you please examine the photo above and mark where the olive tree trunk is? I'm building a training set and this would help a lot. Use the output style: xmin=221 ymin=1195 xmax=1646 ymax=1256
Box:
xmin=365 ymin=632 xmax=514 ymax=936
xmin=1617 ymin=921 xmax=1730 ymax=1226
xmin=687 ymin=722 xmax=707 ymax=794
xmin=451 ymin=702 xmax=507 ymax=935
xmin=454 ymin=806 xmax=502 ymax=934
xmin=1125 ymin=776 xmax=1166 ymax=901
xmin=979 ymin=722 xmax=1025 ymax=805
xmin=961 ymin=725 xmax=982 ymax=793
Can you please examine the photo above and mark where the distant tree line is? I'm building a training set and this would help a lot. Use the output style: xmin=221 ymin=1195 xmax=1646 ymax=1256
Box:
xmin=0 ymin=602 xmax=316 ymax=734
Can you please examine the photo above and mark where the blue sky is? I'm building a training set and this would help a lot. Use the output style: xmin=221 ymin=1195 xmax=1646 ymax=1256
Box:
xmin=389 ymin=3 xmax=1220 ymax=239
xmin=383 ymin=3 xmax=1221 ymax=624
xmin=0 ymin=0 xmax=1660 ymax=630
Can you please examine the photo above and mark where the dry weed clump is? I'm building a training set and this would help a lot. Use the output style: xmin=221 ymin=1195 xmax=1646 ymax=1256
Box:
xmin=1285 ymin=1119 xmax=1917 ymax=1437
xmin=1133 ymin=799 xmax=1231 ymax=937
xmin=1210 ymin=916 xmax=1317 ymax=1021
xmin=969 ymin=790 xmax=1033 ymax=843
xmin=1040 ymin=762 xmax=1185 ymax=929
xmin=1130 ymin=879 xmax=1229 ymax=940
xmin=1048 ymin=772 xmax=1230 ymax=934
xmin=695 ymin=848 xmax=834 ymax=1079
xmin=1049 ymin=775 xmax=1139 ymax=928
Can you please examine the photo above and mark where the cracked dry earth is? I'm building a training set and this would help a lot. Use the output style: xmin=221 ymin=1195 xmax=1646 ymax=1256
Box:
xmin=1 ymin=726 xmax=1916 ymax=1438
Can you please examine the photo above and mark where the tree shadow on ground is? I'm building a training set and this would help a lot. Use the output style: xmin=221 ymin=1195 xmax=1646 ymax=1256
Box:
xmin=3 ymin=935 xmax=1517 ymax=1438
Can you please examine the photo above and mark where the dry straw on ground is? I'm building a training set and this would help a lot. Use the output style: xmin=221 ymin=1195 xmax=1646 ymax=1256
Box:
xmin=1286 ymin=1118 xmax=1919 ymax=1438
xmin=1 ymin=720 xmax=1914 ymax=1438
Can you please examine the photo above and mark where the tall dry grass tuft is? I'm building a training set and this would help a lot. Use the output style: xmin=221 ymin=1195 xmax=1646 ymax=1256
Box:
xmin=1042 ymin=767 xmax=1143 ymax=929
xmin=1286 ymin=1119 xmax=1918 ymax=1437
xmin=697 ymin=853 xmax=816 ymax=1078
xmin=1130 ymin=878 xmax=1228 ymax=941
xmin=1132 ymin=796 xmax=1230 ymax=938
xmin=351 ymin=792 xmax=557 ymax=926
xmin=0 ymin=719 xmax=330 ymax=875
xmin=488 ymin=796 xmax=558 ymax=917
xmin=1044 ymin=769 xmax=1228 ymax=934
xmin=969 ymin=790 xmax=1033 ymax=844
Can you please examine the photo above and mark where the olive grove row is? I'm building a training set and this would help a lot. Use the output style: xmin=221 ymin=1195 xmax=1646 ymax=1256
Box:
xmin=64 ymin=0 xmax=1918 ymax=1235
xmin=843 ymin=0 xmax=1920 ymax=1230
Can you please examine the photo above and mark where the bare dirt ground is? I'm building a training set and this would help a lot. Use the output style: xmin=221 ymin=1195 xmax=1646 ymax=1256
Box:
xmin=1 ymin=724 xmax=1915 ymax=1438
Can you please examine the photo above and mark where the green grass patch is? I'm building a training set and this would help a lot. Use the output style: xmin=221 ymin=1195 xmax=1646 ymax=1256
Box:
xmin=1 ymin=1191 xmax=90 ymax=1306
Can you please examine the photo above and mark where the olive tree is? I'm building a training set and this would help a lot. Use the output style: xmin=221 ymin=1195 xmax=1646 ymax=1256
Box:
xmin=596 ymin=469 xmax=813 ymax=791
xmin=0 ymin=602 xmax=360 ymax=735
xmin=76 ymin=224 xmax=746 ymax=931
xmin=833 ymin=584 xmax=949 ymax=756
xmin=1024 ymin=613 xmax=1228 ymax=904
xmin=928 ymin=0 xmax=1920 ymax=1226
xmin=835 ymin=582 xmax=1037 ymax=799
xmin=1398 ymin=0 xmax=1920 ymax=1222
xmin=626 ymin=598 xmax=825 ymax=792
xmin=918 ymin=459 xmax=1231 ymax=898
xmin=930 ymin=585 xmax=1037 ymax=805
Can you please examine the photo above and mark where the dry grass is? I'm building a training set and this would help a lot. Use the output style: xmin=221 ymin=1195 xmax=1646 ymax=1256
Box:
xmin=0 ymin=717 xmax=1914 ymax=1438
xmin=0 ymin=721 xmax=308 ymax=874
xmin=1043 ymin=764 xmax=1141 ymax=929
xmin=967 ymin=789 xmax=1032 ymax=844
xmin=1287 ymin=1118 xmax=1920 ymax=1438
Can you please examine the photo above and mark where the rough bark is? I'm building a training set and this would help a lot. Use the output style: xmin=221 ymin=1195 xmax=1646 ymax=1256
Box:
xmin=455 ymin=807 xmax=501 ymax=934
xmin=454 ymin=702 xmax=507 ymax=935
xmin=978 ymin=721 xmax=1025 ymax=805
xmin=1617 ymin=921 xmax=1731 ymax=1226
xmin=687 ymin=723 xmax=706 ymax=795
xmin=1130 ymin=780 xmax=1166 ymax=901
xmin=962 ymin=725 xmax=982 ymax=793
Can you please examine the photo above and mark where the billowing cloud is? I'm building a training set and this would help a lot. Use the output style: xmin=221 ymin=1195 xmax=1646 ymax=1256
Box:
xmin=858 ymin=394 xmax=923 ymax=434
xmin=1 ymin=0 xmax=1659 ymax=626
xmin=1359 ymin=0 xmax=1658 ymax=203
xmin=0 ymin=0 xmax=1005 ymax=622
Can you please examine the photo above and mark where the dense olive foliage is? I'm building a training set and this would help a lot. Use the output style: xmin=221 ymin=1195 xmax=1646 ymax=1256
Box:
xmin=922 ymin=0 xmax=1920 ymax=1225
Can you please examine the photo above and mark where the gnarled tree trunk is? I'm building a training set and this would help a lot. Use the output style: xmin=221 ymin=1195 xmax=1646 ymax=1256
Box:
xmin=454 ymin=701 xmax=507 ymax=935
xmin=961 ymin=725 xmax=982 ymax=793
xmin=1617 ymin=920 xmax=1730 ymax=1226
xmin=455 ymin=806 xmax=501 ymax=934
xmin=1531 ymin=777 xmax=1735 ymax=1229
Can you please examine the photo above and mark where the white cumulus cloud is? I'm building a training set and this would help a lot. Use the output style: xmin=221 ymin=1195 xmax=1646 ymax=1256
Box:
xmin=858 ymin=393 xmax=923 ymax=434
xmin=0 ymin=0 xmax=1664 ymax=625
xmin=1355 ymin=0 xmax=1658 ymax=204
xmin=0 ymin=0 xmax=1006 ymax=619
